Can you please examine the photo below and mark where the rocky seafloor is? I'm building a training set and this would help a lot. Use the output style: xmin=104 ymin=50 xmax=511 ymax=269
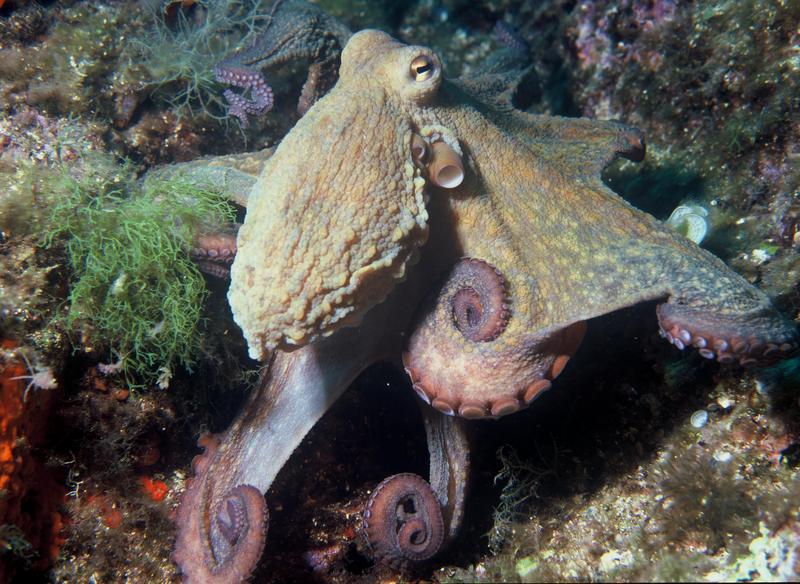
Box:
xmin=0 ymin=0 xmax=798 ymax=582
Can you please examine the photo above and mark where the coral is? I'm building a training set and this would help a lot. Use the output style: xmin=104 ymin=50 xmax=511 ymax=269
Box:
xmin=139 ymin=476 xmax=169 ymax=502
xmin=54 ymin=477 xmax=181 ymax=583
xmin=47 ymin=360 xmax=210 ymax=583
xmin=42 ymin=151 xmax=236 ymax=382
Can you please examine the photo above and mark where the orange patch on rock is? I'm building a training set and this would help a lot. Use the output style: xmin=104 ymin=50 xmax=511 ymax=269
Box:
xmin=88 ymin=494 xmax=124 ymax=529
xmin=139 ymin=476 xmax=169 ymax=502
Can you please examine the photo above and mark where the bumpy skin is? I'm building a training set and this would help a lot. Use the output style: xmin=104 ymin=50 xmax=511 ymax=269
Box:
xmin=175 ymin=22 xmax=798 ymax=584
xmin=228 ymin=34 xmax=436 ymax=358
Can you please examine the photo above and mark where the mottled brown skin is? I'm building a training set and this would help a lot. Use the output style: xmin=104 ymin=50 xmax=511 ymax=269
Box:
xmin=174 ymin=27 xmax=798 ymax=583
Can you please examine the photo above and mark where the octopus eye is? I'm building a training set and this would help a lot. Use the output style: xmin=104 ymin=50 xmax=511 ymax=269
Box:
xmin=410 ymin=55 xmax=436 ymax=82
xmin=448 ymin=259 xmax=510 ymax=342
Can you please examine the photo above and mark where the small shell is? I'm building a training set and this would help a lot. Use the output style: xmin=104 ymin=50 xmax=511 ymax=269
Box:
xmin=665 ymin=204 xmax=709 ymax=244
xmin=690 ymin=409 xmax=709 ymax=428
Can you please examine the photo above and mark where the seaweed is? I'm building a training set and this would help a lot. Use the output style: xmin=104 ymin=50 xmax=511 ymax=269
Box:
xmin=488 ymin=444 xmax=557 ymax=554
xmin=42 ymin=151 xmax=236 ymax=383
xmin=123 ymin=0 xmax=268 ymax=118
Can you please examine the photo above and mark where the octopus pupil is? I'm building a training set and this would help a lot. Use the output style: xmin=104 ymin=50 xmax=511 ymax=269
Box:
xmin=411 ymin=56 xmax=435 ymax=81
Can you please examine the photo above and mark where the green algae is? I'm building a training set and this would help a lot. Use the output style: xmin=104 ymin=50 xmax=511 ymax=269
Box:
xmin=40 ymin=152 xmax=235 ymax=383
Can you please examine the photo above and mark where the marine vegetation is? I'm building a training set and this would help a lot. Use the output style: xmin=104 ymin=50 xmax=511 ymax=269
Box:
xmin=42 ymin=153 xmax=236 ymax=382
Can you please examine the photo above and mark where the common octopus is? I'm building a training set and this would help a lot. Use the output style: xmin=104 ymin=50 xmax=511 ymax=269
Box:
xmin=172 ymin=4 xmax=799 ymax=582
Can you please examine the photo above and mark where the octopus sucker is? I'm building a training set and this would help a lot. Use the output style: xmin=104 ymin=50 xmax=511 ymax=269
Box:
xmin=208 ymin=486 xmax=268 ymax=580
xmin=191 ymin=226 xmax=241 ymax=279
xmin=522 ymin=379 xmax=552 ymax=405
xmin=448 ymin=258 xmax=510 ymax=342
xmin=656 ymin=302 xmax=799 ymax=365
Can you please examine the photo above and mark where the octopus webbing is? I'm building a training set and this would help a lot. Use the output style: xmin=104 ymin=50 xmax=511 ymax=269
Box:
xmin=173 ymin=15 xmax=798 ymax=583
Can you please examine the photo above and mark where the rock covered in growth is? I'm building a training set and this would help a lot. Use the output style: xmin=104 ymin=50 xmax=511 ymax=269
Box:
xmin=565 ymin=0 xmax=800 ymax=256
xmin=449 ymin=364 xmax=800 ymax=582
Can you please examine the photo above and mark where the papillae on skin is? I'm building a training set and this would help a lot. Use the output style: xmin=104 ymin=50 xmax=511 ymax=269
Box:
xmin=173 ymin=26 xmax=797 ymax=583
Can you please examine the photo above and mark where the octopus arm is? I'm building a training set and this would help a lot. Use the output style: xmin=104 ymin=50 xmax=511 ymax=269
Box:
xmin=174 ymin=310 xmax=401 ymax=582
xmin=505 ymin=111 xmax=646 ymax=182
xmin=364 ymin=405 xmax=470 ymax=566
xmin=143 ymin=148 xmax=274 ymax=209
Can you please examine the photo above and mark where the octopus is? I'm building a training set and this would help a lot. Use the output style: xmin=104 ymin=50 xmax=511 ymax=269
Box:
xmin=213 ymin=0 xmax=351 ymax=124
xmin=172 ymin=4 xmax=799 ymax=582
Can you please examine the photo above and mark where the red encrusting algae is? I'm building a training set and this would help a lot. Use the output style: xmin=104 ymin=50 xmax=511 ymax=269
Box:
xmin=0 ymin=339 xmax=65 ymax=578
xmin=139 ymin=476 xmax=169 ymax=502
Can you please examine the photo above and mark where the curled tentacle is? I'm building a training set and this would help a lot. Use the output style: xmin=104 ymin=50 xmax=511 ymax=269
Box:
xmin=207 ymin=486 xmax=268 ymax=580
xmin=404 ymin=257 xmax=585 ymax=419
xmin=173 ymin=435 xmax=268 ymax=583
xmin=364 ymin=406 xmax=470 ymax=568
xmin=448 ymin=258 xmax=510 ymax=342
xmin=364 ymin=473 xmax=444 ymax=566
xmin=214 ymin=66 xmax=275 ymax=128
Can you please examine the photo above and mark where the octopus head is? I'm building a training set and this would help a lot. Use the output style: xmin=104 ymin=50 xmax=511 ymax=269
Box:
xmin=228 ymin=31 xmax=451 ymax=359
xmin=339 ymin=30 xmax=443 ymax=105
